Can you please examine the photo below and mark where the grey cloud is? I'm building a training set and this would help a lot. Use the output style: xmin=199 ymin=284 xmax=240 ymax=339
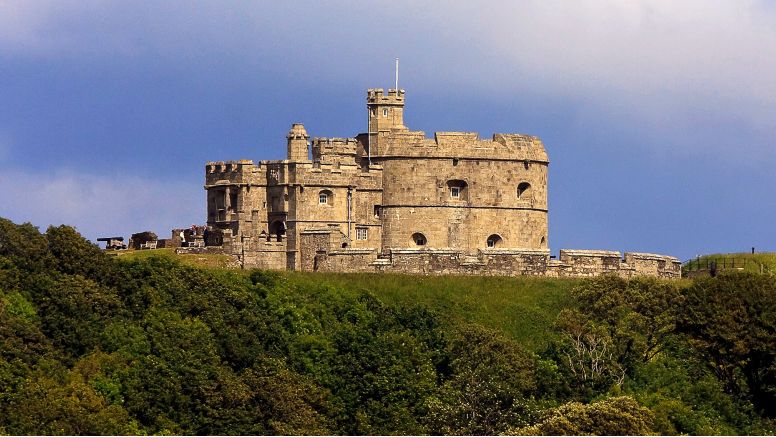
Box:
xmin=0 ymin=169 xmax=202 ymax=242
xmin=2 ymin=0 xmax=775 ymax=157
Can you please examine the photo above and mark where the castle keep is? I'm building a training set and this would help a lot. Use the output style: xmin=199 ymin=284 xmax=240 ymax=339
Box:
xmin=203 ymin=88 xmax=680 ymax=278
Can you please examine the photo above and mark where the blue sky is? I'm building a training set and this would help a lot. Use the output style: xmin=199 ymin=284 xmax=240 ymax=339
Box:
xmin=1 ymin=1 xmax=775 ymax=260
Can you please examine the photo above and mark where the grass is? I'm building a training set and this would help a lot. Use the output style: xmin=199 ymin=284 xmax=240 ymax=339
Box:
xmin=112 ymin=248 xmax=238 ymax=269
xmin=109 ymin=249 xmax=581 ymax=350
xmin=684 ymin=252 xmax=776 ymax=274
xmin=284 ymin=271 xmax=579 ymax=351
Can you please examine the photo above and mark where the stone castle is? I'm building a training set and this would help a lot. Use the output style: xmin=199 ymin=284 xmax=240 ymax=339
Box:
xmin=201 ymin=88 xmax=680 ymax=278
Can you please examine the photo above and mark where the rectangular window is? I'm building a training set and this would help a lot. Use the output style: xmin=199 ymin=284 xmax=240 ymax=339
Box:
xmin=383 ymin=108 xmax=388 ymax=117
xmin=356 ymin=228 xmax=368 ymax=240
xmin=319 ymin=194 xmax=328 ymax=204
xmin=450 ymin=187 xmax=460 ymax=199
xmin=373 ymin=205 xmax=381 ymax=218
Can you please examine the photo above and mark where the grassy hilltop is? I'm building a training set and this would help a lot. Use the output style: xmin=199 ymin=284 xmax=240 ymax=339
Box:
xmin=684 ymin=252 xmax=776 ymax=275
xmin=2 ymin=218 xmax=776 ymax=435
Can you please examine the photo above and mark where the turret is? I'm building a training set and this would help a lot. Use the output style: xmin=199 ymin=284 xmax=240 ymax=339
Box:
xmin=286 ymin=123 xmax=310 ymax=162
xmin=367 ymin=88 xmax=405 ymax=152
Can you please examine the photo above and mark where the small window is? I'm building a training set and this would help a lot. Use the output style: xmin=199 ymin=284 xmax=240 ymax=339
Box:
xmin=487 ymin=234 xmax=503 ymax=248
xmin=383 ymin=108 xmax=389 ymax=117
xmin=517 ymin=182 xmax=531 ymax=199
xmin=411 ymin=232 xmax=427 ymax=246
xmin=452 ymin=158 xmax=459 ymax=166
xmin=446 ymin=179 xmax=468 ymax=201
xmin=318 ymin=189 xmax=333 ymax=205
xmin=356 ymin=228 xmax=368 ymax=240
xmin=373 ymin=205 xmax=381 ymax=218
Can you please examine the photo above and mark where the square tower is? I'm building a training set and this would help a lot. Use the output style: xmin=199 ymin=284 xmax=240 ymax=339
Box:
xmin=367 ymin=88 xmax=405 ymax=153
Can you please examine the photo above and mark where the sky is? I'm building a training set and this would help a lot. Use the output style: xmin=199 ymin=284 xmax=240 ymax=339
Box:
xmin=1 ymin=0 xmax=775 ymax=260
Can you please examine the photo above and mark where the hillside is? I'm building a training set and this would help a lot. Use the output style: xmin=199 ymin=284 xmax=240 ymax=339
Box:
xmin=683 ymin=252 xmax=776 ymax=275
xmin=113 ymin=249 xmax=576 ymax=349
xmin=2 ymin=218 xmax=776 ymax=435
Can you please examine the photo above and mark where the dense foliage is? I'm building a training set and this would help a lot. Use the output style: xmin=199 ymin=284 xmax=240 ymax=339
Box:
xmin=1 ymin=217 xmax=775 ymax=434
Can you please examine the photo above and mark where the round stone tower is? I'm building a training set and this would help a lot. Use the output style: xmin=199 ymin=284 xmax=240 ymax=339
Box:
xmin=287 ymin=123 xmax=310 ymax=162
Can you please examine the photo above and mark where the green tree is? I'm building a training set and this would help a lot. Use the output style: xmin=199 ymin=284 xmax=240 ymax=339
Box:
xmin=508 ymin=396 xmax=654 ymax=435
xmin=4 ymin=352 xmax=141 ymax=435
xmin=572 ymin=275 xmax=684 ymax=367
xmin=0 ymin=218 xmax=52 ymax=273
xmin=679 ymin=272 xmax=776 ymax=417
xmin=33 ymin=274 xmax=124 ymax=358
xmin=46 ymin=225 xmax=114 ymax=281
xmin=425 ymin=325 xmax=538 ymax=435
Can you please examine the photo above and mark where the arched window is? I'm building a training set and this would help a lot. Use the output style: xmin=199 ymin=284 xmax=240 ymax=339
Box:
xmin=486 ymin=234 xmax=503 ymax=248
xmin=318 ymin=189 xmax=333 ymax=205
xmin=446 ymin=179 xmax=468 ymax=201
xmin=411 ymin=232 xmax=427 ymax=246
xmin=517 ymin=182 xmax=531 ymax=199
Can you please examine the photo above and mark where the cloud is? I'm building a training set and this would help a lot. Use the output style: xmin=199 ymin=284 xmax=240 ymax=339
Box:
xmin=0 ymin=168 xmax=202 ymax=242
xmin=4 ymin=1 xmax=775 ymax=98
xmin=2 ymin=1 xmax=775 ymax=157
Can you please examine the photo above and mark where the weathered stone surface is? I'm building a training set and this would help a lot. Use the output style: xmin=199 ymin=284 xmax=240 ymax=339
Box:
xmin=201 ymin=87 xmax=680 ymax=279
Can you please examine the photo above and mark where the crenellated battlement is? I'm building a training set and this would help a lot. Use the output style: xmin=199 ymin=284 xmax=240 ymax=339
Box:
xmin=367 ymin=88 xmax=405 ymax=105
xmin=205 ymin=160 xmax=254 ymax=174
xmin=200 ymin=85 xmax=678 ymax=279
xmin=312 ymin=137 xmax=358 ymax=164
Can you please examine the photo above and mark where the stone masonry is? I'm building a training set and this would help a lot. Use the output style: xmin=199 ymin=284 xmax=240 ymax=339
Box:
xmin=202 ymin=88 xmax=680 ymax=278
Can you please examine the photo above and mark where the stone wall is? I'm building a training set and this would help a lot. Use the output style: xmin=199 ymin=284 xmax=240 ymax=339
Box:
xmin=200 ymin=87 xmax=679 ymax=280
xmin=305 ymin=246 xmax=680 ymax=278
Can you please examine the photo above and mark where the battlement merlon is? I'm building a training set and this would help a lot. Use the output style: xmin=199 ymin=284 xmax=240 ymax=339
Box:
xmin=206 ymin=160 xmax=255 ymax=173
xmin=312 ymin=137 xmax=360 ymax=165
xmin=367 ymin=88 xmax=405 ymax=105
xmin=368 ymin=129 xmax=549 ymax=162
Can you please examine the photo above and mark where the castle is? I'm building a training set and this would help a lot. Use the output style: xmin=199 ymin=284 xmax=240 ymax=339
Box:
xmin=201 ymin=88 xmax=680 ymax=278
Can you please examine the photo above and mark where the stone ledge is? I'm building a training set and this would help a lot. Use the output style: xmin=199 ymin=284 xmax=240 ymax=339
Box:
xmin=480 ymin=248 xmax=550 ymax=256
xmin=624 ymin=252 xmax=680 ymax=262
xmin=328 ymin=249 xmax=376 ymax=255
xmin=388 ymin=248 xmax=460 ymax=255
xmin=560 ymin=249 xmax=621 ymax=258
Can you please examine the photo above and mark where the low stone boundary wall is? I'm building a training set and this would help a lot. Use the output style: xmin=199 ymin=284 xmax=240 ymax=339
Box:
xmin=546 ymin=250 xmax=681 ymax=278
xmin=308 ymin=247 xmax=681 ymax=279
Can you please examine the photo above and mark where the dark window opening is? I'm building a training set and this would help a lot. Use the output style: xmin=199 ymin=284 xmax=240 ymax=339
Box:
xmin=487 ymin=234 xmax=503 ymax=248
xmin=268 ymin=221 xmax=286 ymax=242
xmin=411 ymin=232 xmax=427 ymax=246
xmin=517 ymin=182 xmax=531 ymax=199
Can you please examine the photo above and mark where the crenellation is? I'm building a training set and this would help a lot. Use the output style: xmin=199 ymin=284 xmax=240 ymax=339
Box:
xmin=199 ymin=86 xmax=679 ymax=278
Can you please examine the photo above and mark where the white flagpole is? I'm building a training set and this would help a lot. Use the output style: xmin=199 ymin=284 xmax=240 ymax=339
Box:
xmin=395 ymin=58 xmax=399 ymax=90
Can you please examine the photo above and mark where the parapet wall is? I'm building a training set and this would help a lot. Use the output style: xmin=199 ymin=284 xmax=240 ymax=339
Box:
xmin=373 ymin=130 xmax=548 ymax=162
xmin=299 ymin=233 xmax=681 ymax=278
xmin=547 ymin=250 xmax=681 ymax=279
